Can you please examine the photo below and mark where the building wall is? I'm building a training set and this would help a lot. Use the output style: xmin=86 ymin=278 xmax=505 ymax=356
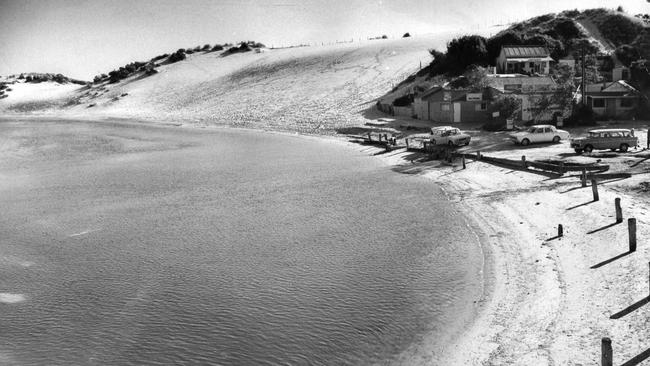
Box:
xmin=393 ymin=105 xmax=414 ymax=117
xmin=459 ymin=101 xmax=490 ymax=122
xmin=588 ymin=96 xmax=638 ymax=118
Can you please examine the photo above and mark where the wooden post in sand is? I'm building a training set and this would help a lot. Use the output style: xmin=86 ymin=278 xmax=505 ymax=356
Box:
xmin=628 ymin=218 xmax=637 ymax=252
xmin=378 ymin=134 xmax=382 ymax=143
xmin=476 ymin=151 xmax=481 ymax=160
xmin=367 ymin=132 xmax=372 ymax=142
xmin=601 ymin=337 xmax=613 ymax=366
xmin=405 ymin=138 xmax=409 ymax=149
xmin=462 ymin=155 xmax=466 ymax=169
xmin=591 ymin=179 xmax=599 ymax=201
xmin=521 ymin=155 xmax=527 ymax=168
xmin=559 ymin=161 xmax=565 ymax=175
xmin=615 ymin=198 xmax=623 ymax=223
xmin=558 ymin=224 xmax=564 ymax=237
xmin=581 ymin=168 xmax=587 ymax=187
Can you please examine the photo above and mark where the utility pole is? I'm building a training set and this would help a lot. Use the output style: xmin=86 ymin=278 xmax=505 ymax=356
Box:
xmin=581 ymin=47 xmax=586 ymax=105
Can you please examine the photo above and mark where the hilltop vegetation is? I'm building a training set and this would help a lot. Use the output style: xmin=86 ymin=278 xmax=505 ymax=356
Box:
xmin=421 ymin=7 xmax=648 ymax=79
xmin=92 ymin=41 xmax=265 ymax=84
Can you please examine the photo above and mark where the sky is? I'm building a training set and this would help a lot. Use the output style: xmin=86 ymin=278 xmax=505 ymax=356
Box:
xmin=0 ymin=0 xmax=648 ymax=80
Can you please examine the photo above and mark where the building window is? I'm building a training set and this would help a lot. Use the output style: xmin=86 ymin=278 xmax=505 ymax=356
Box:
xmin=592 ymin=98 xmax=605 ymax=108
xmin=504 ymin=84 xmax=522 ymax=91
xmin=621 ymin=98 xmax=633 ymax=108
xmin=475 ymin=102 xmax=487 ymax=111
xmin=441 ymin=103 xmax=450 ymax=111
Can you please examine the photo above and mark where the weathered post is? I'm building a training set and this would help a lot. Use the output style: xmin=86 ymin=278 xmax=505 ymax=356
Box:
xmin=462 ymin=155 xmax=466 ymax=169
xmin=367 ymin=132 xmax=372 ymax=142
xmin=628 ymin=218 xmax=637 ymax=252
xmin=601 ymin=337 xmax=613 ymax=366
xmin=581 ymin=168 xmax=587 ymax=187
xmin=378 ymin=134 xmax=382 ymax=143
xmin=477 ymin=151 xmax=481 ymax=160
xmin=383 ymin=134 xmax=388 ymax=142
xmin=521 ymin=155 xmax=527 ymax=168
xmin=405 ymin=138 xmax=409 ymax=149
xmin=615 ymin=198 xmax=623 ymax=223
xmin=558 ymin=224 xmax=564 ymax=237
xmin=591 ymin=179 xmax=599 ymax=201
xmin=559 ymin=161 xmax=565 ymax=175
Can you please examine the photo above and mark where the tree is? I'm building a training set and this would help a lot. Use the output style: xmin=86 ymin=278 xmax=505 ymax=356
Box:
xmin=445 ymin=35 xmax=489 ymax=75
xmin=528 ymin=64 xmax=575 ymax=122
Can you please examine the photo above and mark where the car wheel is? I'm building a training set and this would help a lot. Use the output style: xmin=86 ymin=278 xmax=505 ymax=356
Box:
xmin=620 ymin=143 xmax=629 ymax=152
xmin=521 ymin=138 xmax=530 ymax=146
xmin=574 ymin=149 xmax=583 ymax=154
xmin=584 ymin=145 xmax=593 ymax=153
xmin=552 ymin=136 xmax=560 ymax=143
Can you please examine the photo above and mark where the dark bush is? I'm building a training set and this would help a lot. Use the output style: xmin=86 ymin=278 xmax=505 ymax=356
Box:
xmin=615 ymin=44 xmax=640 ymax=66
xmin=151 ymin=54 xmax=169 ymax=62
xmin=403 ymin=32 xmax=411 ymax=38
xmin=201 ymin=44 xmax=211 ymax=51
xmin=211 ymin=44 xmax=224 ymax=51
xmin=553 ymin=17 xmax=583 ymax=40
xmin=566 ymin=103 xmax=596 ymax=125
xmin=445 ymin=35 xmax=489 ymax=75
xmin=167 ymin=50 xmax=186 ymax=63
xmin=381 ymin=35 xmax=388 ymax=39
xmin=392 ymin=94 xmax=413 ymax=106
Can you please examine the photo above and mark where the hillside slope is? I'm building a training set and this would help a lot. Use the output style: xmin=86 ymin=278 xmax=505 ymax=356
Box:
xmin=0 ymin=37 xmax=442 ymax=133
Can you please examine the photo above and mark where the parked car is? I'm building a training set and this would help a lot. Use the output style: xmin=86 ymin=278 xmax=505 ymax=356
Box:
xmin=509 ymin=124 xmax=570 ymax=146
xmin=570 ymin=128 xmax=638 ymax=154
xmin=430 ymin=126 xmax=471 ymax=146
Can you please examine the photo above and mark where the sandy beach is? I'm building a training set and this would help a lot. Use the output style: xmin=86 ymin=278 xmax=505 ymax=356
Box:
xmin=359 ymin=134 xmax=650 ymax=365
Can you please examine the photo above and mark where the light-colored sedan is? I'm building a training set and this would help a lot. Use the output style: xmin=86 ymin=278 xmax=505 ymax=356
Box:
xmin=510 ymin=124 xmax=570 ymax=146
xmin=430 ymin=126 xmax=471 ymax=146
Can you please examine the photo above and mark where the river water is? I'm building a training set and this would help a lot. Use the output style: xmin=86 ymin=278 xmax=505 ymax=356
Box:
xmin=0 ymin=119 xmax=484 ymax=365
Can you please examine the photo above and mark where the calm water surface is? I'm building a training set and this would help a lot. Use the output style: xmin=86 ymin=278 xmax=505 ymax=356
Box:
xmin=0 ymin=120 xmax=483 ymax=365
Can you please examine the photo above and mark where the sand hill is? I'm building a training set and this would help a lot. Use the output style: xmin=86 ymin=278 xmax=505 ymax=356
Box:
xmin=0 ymin=36 xmax=448 ymax=133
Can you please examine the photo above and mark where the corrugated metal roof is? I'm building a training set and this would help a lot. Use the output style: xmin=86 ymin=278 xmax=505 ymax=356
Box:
xmin=502 ymin=45 xmax=550 ymax=58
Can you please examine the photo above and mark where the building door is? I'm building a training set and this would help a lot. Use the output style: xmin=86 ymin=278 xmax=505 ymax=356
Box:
xmin=606 ymin=99 xmax=616 ymax=117
xmin=453 ymin=103 xmax=461 ymax=123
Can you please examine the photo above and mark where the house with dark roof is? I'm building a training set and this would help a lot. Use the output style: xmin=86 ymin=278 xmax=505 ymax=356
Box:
xmin=413 ymin=87 xmax=501 ymax=123
xmin=583 ymin=80 xmax=640 ymax=119
xmin=496 ymin=45 xmax=553 ymax=75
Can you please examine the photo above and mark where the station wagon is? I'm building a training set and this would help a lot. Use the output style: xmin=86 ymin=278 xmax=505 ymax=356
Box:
xmin=570 ymin=129 xmax=638 ymax=154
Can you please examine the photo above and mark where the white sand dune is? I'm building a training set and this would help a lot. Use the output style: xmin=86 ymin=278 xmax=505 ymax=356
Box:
xmin=1 ymin=36 xmax=444 ymax=133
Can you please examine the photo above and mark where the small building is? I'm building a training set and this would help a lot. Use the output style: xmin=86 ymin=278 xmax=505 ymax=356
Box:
xmin=584 ymin=80 xmax=639 ymax=119
xmin=487 ymin=74 xmax=563 ymax=122
xmin=414 ymin=87 xmax=499 ymax=123
xmin=496 ymin=45 xmax=553 ymax=75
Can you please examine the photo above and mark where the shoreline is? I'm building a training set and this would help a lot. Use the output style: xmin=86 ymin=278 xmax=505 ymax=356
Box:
xmin=4 ymin=115 xmax=650 ymax=364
